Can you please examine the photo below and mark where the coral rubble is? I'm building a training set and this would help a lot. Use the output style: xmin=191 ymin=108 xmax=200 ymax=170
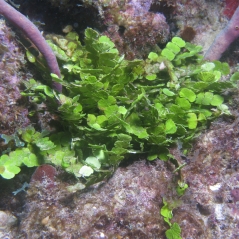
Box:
xmin=19 ymin=160 xmax=175 ymax=238
xmin=173 ymin=115 xmax=239 ymax=238
xmin=0 ymin=210 xmax=17 ymax=238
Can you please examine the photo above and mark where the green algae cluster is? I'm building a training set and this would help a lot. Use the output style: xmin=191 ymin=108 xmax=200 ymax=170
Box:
xmin=0 ymin=28 xmax=237 ymax=185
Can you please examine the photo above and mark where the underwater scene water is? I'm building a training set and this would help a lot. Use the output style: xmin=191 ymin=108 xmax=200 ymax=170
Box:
xmin=1 ymin=0 xmax=239 ymax=238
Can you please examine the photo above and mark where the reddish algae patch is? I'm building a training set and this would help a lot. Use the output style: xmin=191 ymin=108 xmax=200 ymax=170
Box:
xmin=223 ymin=0 xmax=239 ymax=18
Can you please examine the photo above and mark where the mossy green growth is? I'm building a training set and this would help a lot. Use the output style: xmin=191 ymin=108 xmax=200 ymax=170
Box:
xmin=160 ymin=198 xmax=182 ymax=239
xmin=0 ymin=127 xmax=48 ymax=179
xmin=1 ymin=29 xmax=237 ymax=185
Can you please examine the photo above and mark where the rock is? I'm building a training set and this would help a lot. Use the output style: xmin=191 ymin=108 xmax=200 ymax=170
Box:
xmin=0 ymin=210 xmax=17 ymax=238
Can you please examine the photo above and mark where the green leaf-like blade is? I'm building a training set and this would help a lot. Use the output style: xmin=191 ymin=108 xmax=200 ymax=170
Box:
xmin=165 ymin=119 xmax=177 ymax=134
xmin=211 ymin=95 xmax=224 ymax=106
xmin=161 ymin=48 xmax=175 ymax=61
xmin=35 ymin=137 xmax=56 ymax=151
xmin=172 ymin=37 xmax=186 ymax=48
xmin=187 ymin=113 xmax=197 ymax=129
xmin=165 ymin=223 xmax=182 ymax=239
xmin=179 ymin=88 xmax=196 ymax=102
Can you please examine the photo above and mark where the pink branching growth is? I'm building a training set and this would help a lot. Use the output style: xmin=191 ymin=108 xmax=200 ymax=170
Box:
xmin=0 ymin=0 xmax=62 ymax=92
xmin=204 ymin=5 xmax=239 ymax=61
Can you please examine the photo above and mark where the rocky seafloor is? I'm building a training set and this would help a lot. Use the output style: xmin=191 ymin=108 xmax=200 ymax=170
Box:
xmin=1 ymin=0 xmax=239 ymax=238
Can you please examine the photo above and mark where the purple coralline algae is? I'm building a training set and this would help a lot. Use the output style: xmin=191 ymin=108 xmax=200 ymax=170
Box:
xmin=97 ymin=0 xmax=170 ymax=59
xmin=177 ymin=116 xmax=239 ymax=238
xmin=18 ymin=159 xmax=176 ymax=238
xmin=0 ymin=19 xmax=30 ymax=136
